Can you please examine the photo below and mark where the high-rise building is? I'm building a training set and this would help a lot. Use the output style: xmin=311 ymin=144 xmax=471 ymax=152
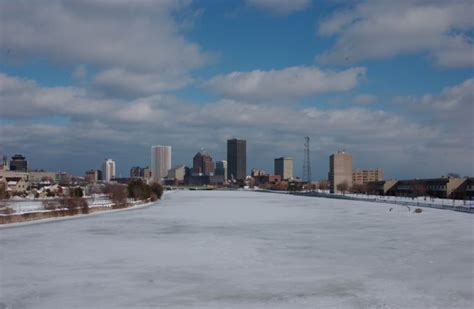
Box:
xmin=227 ymin=138 xmax=246 ymax=180
xmin=10 ymin=154 xmax=28 ymax=172
xmin=130 ymin=166 xmax=142 ymax=178
xmin=102 ymin=159 xmax=116 ymax=182
xmin=215 ymin=160 xmax=228 ymax=180
xmin=352 ymin=168 xmax=383 ymax=185
xmin=1 ymin=155 xmax=9 ymax=171
xmin=328 ymin=151 xmax=352 ymax=193
xmin=151 ymin=145 xmax=172 ymax=182
xmin=274 ymin=157 xmax=293 ymax=180
xmin=142 ymin=167 xmax=151 ymax=179
xmin=192 ymin=150 xmax=214 ymax=176
xmin=167 ymin=165 xmax=186 ymax=182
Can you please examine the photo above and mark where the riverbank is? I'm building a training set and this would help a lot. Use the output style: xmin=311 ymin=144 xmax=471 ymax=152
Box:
xmin=0 ymin=199 xmax=158 ymax=228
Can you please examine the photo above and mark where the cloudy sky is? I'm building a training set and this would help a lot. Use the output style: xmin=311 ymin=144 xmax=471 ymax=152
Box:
xmin=0 ymin=0 xmax=473 ymax=179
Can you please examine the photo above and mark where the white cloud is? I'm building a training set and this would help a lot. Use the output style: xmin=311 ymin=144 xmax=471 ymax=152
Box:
xmin=317 ymin=0 xmax=474 ymax=68
xmin=93 ymin=68 xmax=192 ymax=96
xmin=419 ymin=78 xmax=474 ymax=126
xmin=352 ymin=94 xmax=377 ymax=105
xmin=205 ymin=66 xmax=366 ymax=101
xmin=1 ymin=72 xmax=472 ymax=178
xmin=0 ymin=73 xmax=116 ymax=118
xmin=72 ymin=65 xmax=87 ymax=80
xmin=245 ymin=0 xmax=311 ymax=15
xmin=0 ymin=0 xmax=208 ymax=95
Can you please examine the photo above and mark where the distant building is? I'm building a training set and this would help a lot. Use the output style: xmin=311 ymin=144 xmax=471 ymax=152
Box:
xmin=168 ymin=165 xmax=186 ymax=182
xmin=85 ymin=169 xmax=100 ymax=183
xmin=1 ymin=155 xmax=9 ymax=171
xmin=367 ymin=177 xmax=473 ymax=200
xmin=192 ymin=150 xmax=214 ymax=176
xmin=227 ymin=138 xmax=246 ymax=181
xmin=352 ymin=168 xmax=383 ymax=185
xmin=215 ymin=160 xmax=228 ymax=180
xmin=151 ymin=145 xmax=172 ymax=182
xmin=142 ymin=167 xmax=151 ymax=179
xmin=29 ymin=171 xmax=57 ymax=184
xmin=102 ymin=159 xmax=116 ymax=182
xmin=251 ymin=168 xmax=268 ymax=177
xmin=274 ymin=157 xmax=293 ymax=180
xmin=253 ymin=174 xmax=281 ymax=186
xmin=10 ymin=154 xmax=27 ymax=172
xmin=6 ymin=178 xmax=28 ymax=193
xmin=130 ymin=166 xmax=142 ymax=178
xmin=329 ymin=151 xmax=352 ymax=193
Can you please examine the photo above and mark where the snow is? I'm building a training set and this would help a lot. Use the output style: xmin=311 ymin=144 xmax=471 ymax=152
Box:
xmin=1 ymin=190 xmax=473 ymax=308
xmin=1 ymin=195 xmax=115 ymax=214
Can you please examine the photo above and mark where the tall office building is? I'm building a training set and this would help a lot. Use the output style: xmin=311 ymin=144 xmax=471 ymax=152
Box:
xmin=151 ymin=145 xmax=172 ymax=182
xmin=329 ymin=151 xmax=352 ymax=193
xmin=227 ymin=138 xmax=246 ymax=181
xmin=102 ymin=158 xmax=116 ymax=182
xmin=215 ymin=160 xmax=228 ymax=180
xmin=274 ymin=157 xmax=293 ymax=180
xmin=10 ymin=154 xmax=28 ymax=172
xmin=192 ymin=150 xmax=214 ymax=176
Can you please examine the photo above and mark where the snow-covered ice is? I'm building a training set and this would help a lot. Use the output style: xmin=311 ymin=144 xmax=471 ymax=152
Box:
xmin=1 ymin=190 xmax=473 ymax=308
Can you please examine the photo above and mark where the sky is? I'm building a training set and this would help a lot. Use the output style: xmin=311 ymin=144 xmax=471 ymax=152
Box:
xmin=0 ymin=0 xmax=473 ymax=179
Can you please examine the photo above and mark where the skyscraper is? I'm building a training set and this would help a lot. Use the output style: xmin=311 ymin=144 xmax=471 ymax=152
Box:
xmin=151 ymin=145 xmax=172 ymax=182
xmin=215 ymin=160 xmax=228 ymax=180
xmin=9 ymin=154 xmax=28 ymax=172
xmin=274 ymin=157 xmax=293 ymax=180
xmin=102 ymin=158 xmax=116 ymax=182
xmin=192 ymin=150 xmax=214 ymax=176
xmin=329 ymin=151 xmax=352 ymax=193
xmin=227 ymin=138 xmax=246 ymax=181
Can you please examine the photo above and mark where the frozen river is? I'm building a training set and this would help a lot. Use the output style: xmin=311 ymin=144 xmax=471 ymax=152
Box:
xmin=1 ymin=190 xmax=473 ymax=308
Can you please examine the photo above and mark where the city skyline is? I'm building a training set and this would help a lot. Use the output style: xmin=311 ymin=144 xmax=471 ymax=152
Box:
xmin=0 ymin=1 xmax=472 ymax=179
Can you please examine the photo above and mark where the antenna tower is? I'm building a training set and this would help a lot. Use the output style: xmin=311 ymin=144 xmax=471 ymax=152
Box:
xmin=302 ymin=136 xmax=312 ymax=183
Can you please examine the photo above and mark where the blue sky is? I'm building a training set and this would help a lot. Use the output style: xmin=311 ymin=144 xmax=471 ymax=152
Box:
xmin=0 ymin=0 xmax=473 ymax=179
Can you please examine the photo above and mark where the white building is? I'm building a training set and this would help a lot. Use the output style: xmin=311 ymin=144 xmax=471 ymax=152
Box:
xmin=274 ymin=157 xmax=293 ymax=180
xmin=102 ymin=159 xmax=116 ymax=182
xmin=151 ymin=145 xmax=172 ymax=183
xmin=215 ymin=160 xmax=228 ymax=180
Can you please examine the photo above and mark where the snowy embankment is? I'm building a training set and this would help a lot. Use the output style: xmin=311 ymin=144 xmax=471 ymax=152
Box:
xmin=288 ymin=190 xmax=474 ymax=213
xmin=1 ymin=190 xmax=472 ymax=308
xmin=0 ymin=195 xmax=159 ymax=225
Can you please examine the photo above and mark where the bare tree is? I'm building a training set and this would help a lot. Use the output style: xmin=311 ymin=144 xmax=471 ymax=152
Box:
xmin=0 ymin=182 xmax=9 ymax=199
xmin=336 ymin=181 xmax=349 ymax=195
xmin=318 ymin=180 xmax=329 ymax=191
xmin=105 ymin=184 xmax=128 ymax=208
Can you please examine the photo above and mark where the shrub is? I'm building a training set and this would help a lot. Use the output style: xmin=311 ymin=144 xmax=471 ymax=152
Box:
xmin=70 ymin=187 xmax=84 ymax=198
xmin=0 ymin=182 xmax=9 ymax=199
xmin=105 ymin=184 xmax=129 ymax=208
xmin=128 ymin=179 xmax=151 ymax=201
xmin=414 ymin=208 xmax=423 ymax=213
xmin=150 ymin=182 xmax=164 ymax=200
xmin=58 ymin=196 xmax=88 ymax=214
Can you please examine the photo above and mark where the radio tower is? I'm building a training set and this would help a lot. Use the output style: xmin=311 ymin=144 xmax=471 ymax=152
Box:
xmin=302 ymin=136 xmax=312 ymax=183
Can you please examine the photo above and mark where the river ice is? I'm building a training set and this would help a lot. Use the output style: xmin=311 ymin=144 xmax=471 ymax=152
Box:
xmin=1 ymin=190 xmax=473 ymax=308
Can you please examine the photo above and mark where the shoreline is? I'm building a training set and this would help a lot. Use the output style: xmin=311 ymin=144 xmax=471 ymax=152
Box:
xmin=0 ymin=199 xmax=160 ymax=229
